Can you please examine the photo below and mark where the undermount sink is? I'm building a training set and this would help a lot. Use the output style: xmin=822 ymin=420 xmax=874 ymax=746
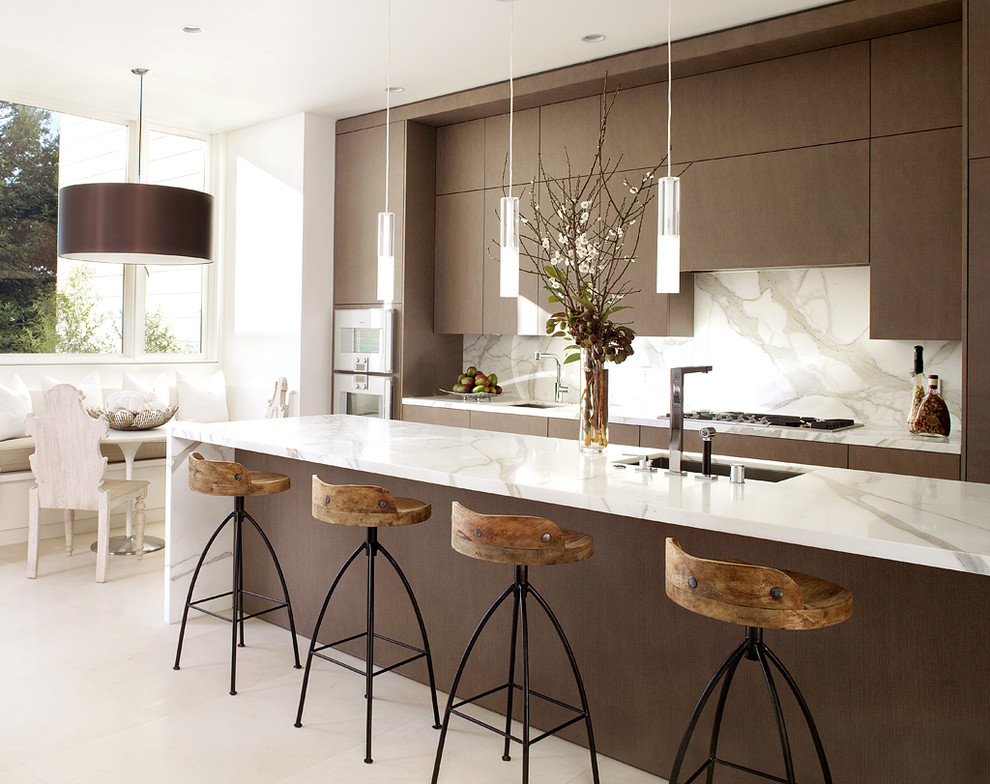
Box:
xmin=612 ymin=454 xmax=802 ymax=483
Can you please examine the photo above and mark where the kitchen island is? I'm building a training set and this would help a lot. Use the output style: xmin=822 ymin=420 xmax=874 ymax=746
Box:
xmin=166 ymin=415 xmax=990 ymax=781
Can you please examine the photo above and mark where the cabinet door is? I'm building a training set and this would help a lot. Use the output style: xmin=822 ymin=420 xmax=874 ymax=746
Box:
xmin=869 ymin=128 xmax=962 ymax=340
xmin=334 ymin=123 xmax=405 ymax=305
xmin=482 ymin=189 xmax=549 ymax=335
xmin=485 ymin=108 xmax=540 ymax=189
xmin=435 ymin=191 xmax=485 ymax=334
xmin=681 ymin=141 xmax=869 ymax=271
xmin=539 ymin=95 xmax=602 ymax=181
xmin=436 ymin=119 xmax=485 ymax=195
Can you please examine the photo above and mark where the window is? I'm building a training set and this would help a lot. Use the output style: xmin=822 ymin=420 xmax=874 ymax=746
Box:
xmin=0 ymin=99 xmax=213 ymax=359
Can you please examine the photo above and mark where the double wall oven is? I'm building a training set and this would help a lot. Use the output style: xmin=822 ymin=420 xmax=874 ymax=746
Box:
xmin=332 ymin=307 xmax=396 ymax=419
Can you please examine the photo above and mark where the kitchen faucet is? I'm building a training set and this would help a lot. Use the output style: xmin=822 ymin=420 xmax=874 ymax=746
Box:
xmin=668 ymin=365 xmax=713 ymax=475
xmin=534 ymin=352 xmax=570 ymax=403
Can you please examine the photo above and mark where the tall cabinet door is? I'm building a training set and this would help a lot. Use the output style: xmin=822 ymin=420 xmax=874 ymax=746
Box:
xmin=435 ymin=191 xmax=485 ymax=334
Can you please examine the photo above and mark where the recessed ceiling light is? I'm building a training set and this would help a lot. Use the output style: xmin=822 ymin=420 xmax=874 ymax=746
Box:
xmin=582 ymin=33 xmax=607 ymax=43
xmin=181 ymin=25 xmax=205 ymax=35
xmin=386 ymin=86 xmax=405 ymax=93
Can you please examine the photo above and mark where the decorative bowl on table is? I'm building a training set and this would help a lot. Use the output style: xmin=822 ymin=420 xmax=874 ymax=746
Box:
xmin=88 ymin=405 xmax=178 ymax=430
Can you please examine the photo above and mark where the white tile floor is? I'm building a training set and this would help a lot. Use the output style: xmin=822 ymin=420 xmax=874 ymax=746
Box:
xmin=1 ymin=524 xmax=667 ymax=783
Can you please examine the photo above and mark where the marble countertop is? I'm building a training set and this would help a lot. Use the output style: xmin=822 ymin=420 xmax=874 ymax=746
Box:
xmin=171 ymin=415 xmax=989 ymax=576
xmin=402 ymin=395 xmax=961 ymax=454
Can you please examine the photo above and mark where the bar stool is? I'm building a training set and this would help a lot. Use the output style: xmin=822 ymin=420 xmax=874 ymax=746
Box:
xmin=432 ymin=501 xmax=600 ymax=784
xmin=173 ymin=452 xmax=301 ymax=695
xmin=294 ymin=477 xmax=442 ymax=764
xmin=664 ymin=537 xmax=853 ymax=784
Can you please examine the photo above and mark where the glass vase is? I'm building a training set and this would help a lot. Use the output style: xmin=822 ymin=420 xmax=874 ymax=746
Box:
xmin=579 ymin=349 xmax=609 ymax=452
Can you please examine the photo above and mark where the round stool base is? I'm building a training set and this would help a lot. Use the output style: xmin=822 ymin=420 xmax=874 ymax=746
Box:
xmin=91 ymin=535 xmax=165 ymax=556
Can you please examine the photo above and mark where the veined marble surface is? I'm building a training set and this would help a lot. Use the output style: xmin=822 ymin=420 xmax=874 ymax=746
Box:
xmin=169 ymin=415 xmax=990 ymax=577
xmin=402 ymin=395 xmax=961 ymax=454
xmin=464 ymin=267 xmax=962 ymax=433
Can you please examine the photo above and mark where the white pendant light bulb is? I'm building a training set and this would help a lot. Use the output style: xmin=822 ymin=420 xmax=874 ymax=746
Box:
xmin=377 ymin=0 xmax=395 ymax=303
xmin=499 ymin=0 xmax=520 ymax=298
xmin=657 ymin=0 xmax=681 ymax=294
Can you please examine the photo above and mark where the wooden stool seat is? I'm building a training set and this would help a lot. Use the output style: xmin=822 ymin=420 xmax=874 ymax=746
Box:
xmin=451 ymin=501 xmax=594 ymax=566
xmin=311 ymin=480 xmax=430 ymax=527
xmin=665 ymin=537 xmax=852 ymax=631
xmin=664 ymin=537 xmax=853 ymax=784
xmin=189 ymin=452 xmax=290 ymax=497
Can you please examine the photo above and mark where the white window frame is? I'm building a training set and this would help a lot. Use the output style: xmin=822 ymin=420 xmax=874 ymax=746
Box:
xmin=0 ymin=97 xmax=220 ymax=367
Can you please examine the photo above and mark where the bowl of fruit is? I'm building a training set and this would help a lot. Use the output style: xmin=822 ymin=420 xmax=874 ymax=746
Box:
xmin=441 ymin=367 xmax=503 ymax=400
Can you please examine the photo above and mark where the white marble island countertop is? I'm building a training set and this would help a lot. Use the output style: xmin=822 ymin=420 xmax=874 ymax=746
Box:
xmin=171 ymin=414 xmax=988 ymax=576
xmin=402 ymin=395 xmax=961 ymax=454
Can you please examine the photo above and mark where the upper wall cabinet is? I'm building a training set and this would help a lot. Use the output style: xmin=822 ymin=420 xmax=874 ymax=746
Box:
xmin=972 ymin=5 xmax=990 ymax=158
xmin=539 ymin=95 xmax=602 ymax=181
xmin=435 ymin=190 xmax=485 ymax=334
xmin=485 ymin=108 xmax=541 ymax=190
xmin=871 ymin=23 xmax=962 ymax=137
xmin=681 ymin=141 xmax=870 ymax=271
xmin=334 ymin=123 xmax=406 ymax=306
xmin=601 ymin=81 xmax=668 ymax=174
xmin=436 ymin=119 xmax=485 ymax=195
xmin=671 ymin=43 xmax=869 ymax=163
xmin=870 ymin=128 xmax=962 ymax=340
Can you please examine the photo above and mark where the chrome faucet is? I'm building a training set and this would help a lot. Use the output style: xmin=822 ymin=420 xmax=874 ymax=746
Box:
xmin=534 ymin=352 xmax=569 ymax=403
xmin=668 ymin=365 xmax=713 ymax=475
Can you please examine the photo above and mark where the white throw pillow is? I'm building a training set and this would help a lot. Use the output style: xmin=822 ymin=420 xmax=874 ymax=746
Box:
xmin=40 ymin=370 xmax=104 ymax=410
xmin=176 ymin=369 xmax=229 ymax=422
xmin=0 ymin=375 xmax=33 ymax=440
xmin=122 ymin=371 xmax=171 ymax=407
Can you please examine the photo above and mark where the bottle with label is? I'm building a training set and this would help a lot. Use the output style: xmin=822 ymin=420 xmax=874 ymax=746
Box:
xmin=907 ymin=345 xmax=925 ymax=432
xmin=913 ymin=374 xmax=951 ymax=437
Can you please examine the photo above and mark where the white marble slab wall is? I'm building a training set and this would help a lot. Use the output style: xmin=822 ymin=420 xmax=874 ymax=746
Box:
xmin=464 ymin=267 xmax=962 ymax=430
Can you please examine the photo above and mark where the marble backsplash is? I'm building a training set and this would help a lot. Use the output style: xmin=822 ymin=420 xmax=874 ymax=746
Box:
xmin=463 ymin=267 xmax=962 ymax=431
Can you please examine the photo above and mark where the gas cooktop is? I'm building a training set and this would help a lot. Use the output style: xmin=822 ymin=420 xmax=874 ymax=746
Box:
xmin=684 ymin=411 xmax=860 ymax=431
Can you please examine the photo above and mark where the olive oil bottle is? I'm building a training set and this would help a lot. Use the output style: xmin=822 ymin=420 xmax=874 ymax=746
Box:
xmin=907 ymin=345 xmax=925 ymax=433
xmin=913 ymin=374 xmax=951 ymax=437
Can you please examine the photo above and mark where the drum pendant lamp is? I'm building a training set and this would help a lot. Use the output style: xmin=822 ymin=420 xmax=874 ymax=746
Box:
xmin=57 ymin=68 xmax=214 ymax=265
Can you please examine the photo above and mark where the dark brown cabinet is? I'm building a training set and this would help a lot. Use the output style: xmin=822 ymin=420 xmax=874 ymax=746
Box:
xmin=869 ymin=128 xmax=962 ymax=340
xmin=681 ymin=141 xmax=870 ymax=271
xmin=485 ymin=108 xmax=540 ymax=189
xmin=539 ymin=95 xmax=602 ymax=181
xmin=333 ymin=123 xmax=406 ymax=305
xmin=673 ymin=43 xmax=869 ymax=163
xmin=436 ymin=119 xmax=485 ymax=195
xmin=434 ymin=191 xmax=485 ymax=334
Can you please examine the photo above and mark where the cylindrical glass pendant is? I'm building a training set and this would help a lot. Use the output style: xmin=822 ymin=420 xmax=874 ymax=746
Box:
xmin=657 ymin=176 xmax=680 ymax=293
xmin=500 ymin=196 xmax=520 ymax=297
xmin=377 ymin=211 xmax=395 ymax=302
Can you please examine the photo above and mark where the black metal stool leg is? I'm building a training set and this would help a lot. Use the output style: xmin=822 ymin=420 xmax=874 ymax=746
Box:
xmin=242 ymin=508 xmax=301 ymax=669
xmin=365 ymin=529 xmax=378 ymax=763
xmin=377 ymin=542 xmax=443 ymax=729
xmin=432 ymin=584 xmax=516 ymax=784
xmin=669 ymin=639 xmax=749 ymax=784
xmin=703 ymin=637 xmax=745 ymax=784
xmin=754 ymin=638 xmax=796 ymax=784
xmin=520 ymin=572 xmax=532 ymax=784
xmin=501 ymin=569 xmax=523 ymax=762
xmin=230 ymin=507 xmax=243 ymax=695
xmin=294 ymin=540 xmax=367 ymax=727
xmin=764 ymin=644 xmax=834 ymax=784
xmin=528 ymin=584 xmax=601 ymax=784
xmin=173 ymin=509 xmax=237 ymax=671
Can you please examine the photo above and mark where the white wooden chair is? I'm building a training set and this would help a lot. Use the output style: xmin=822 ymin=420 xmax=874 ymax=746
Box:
xmin=265 ymin=376 xmax=289 ymax=419
xmin=25 ymin=384 xmax=149 ymax=583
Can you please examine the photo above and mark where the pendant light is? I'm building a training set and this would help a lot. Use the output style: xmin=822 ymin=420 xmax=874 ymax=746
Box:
xmin=57 ymin=68 xmax=213 ymax=265
xmin=656 ymin=0 xmax=680 ymax=293
xmin=377 ymin=0 xmax=396 ymax=303
xmin=499 ymin=0 xmax=520 ymax=298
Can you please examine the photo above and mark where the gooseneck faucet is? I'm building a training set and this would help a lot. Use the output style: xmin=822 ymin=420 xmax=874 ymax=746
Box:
xmin=668 ymin=365 xmax=713 ymax=475
xmin=534 ymin=352 xmax=569 ymax=403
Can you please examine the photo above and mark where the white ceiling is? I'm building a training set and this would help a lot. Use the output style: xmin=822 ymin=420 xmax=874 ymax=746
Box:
xmin=0 ymin=0 xmax=838 ymax=134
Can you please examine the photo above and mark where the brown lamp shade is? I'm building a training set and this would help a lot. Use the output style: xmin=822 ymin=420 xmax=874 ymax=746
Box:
xmin=57 ymin=182 xmax=214 ymax=265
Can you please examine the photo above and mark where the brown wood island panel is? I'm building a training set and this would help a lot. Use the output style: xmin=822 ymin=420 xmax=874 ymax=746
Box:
xmin=240 ymin=451 xmax=990 ymax=783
